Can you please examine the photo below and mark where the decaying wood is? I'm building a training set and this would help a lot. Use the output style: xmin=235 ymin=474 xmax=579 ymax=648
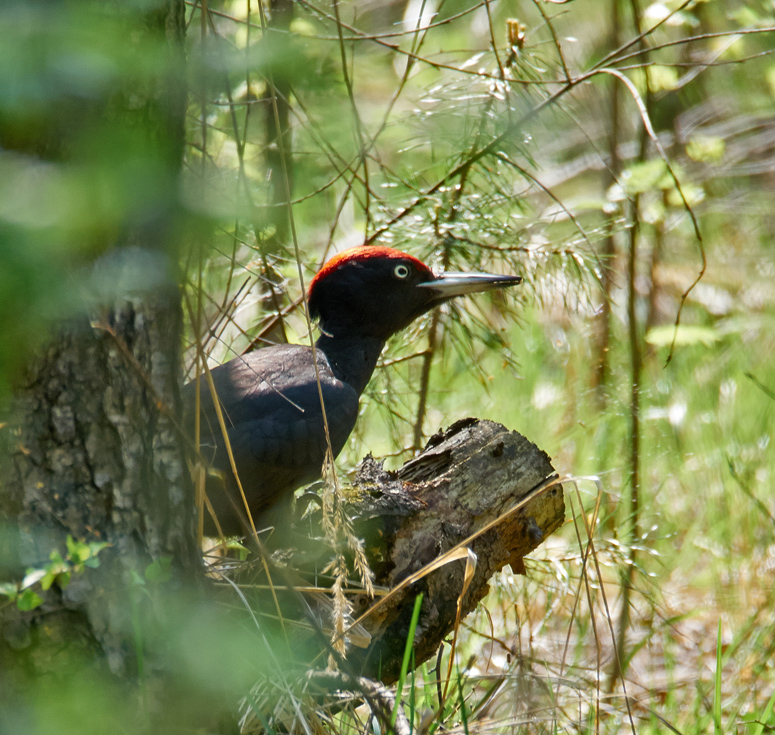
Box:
xmin=269 ymin=417 xmax=565 ymax=685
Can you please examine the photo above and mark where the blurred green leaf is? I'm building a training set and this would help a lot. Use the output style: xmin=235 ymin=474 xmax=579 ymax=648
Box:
xmin=40 ymin=571 xmax=57 ymax=592
xmin=145 ymin=556 xmax=173 ymax=584
xmin=645 ymin=324 xmax=720 ymax=347
xmin=686 ymin=135 xmax=725 ymax=162
xmin=648 ymin=64 xmax=679 ymax=92
xmin=621 ymin=159 xmax=670 ymax=195
xmin=17 ymin=587 xmax=44 ymax=611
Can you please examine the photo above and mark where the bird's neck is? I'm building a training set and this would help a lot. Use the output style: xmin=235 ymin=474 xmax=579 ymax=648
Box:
xmin=314 ymin=331 xmax=386 ymax=396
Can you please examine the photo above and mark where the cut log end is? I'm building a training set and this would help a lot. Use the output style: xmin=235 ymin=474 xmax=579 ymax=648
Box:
xmin=341 ymin=418 xmax=565 ymax=682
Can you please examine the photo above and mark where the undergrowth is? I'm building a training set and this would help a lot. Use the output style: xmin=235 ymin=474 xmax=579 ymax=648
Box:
xmin=182 ymin=0 xmax=775 ymax=732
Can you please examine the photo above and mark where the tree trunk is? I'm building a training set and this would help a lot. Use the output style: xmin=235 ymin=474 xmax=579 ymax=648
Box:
xmin=1 ymin=274 xmax=195 ymax=664
xmin=0 ymin=0 xmax=201 ymax=718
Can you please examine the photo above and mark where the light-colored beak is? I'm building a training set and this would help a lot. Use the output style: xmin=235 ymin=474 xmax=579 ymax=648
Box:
xmin=418 ymin=271 xmax=522 ymax=300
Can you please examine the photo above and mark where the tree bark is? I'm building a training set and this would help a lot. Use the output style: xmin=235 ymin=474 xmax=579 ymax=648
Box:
xmin=1 ymin=271 xmax=195 ymax=667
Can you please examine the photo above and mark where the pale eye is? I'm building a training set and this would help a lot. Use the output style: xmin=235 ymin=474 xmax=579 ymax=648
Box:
xmin=394 ymin=264 xmax=410 ymax=279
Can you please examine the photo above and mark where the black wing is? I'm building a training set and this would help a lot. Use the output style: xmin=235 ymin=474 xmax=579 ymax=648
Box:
xmin=184 ymin=344 xmax=359 ymax=533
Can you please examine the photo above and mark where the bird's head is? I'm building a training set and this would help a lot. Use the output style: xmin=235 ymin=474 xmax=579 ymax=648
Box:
xmin=307 ymin=246 xmax=522 ymax=341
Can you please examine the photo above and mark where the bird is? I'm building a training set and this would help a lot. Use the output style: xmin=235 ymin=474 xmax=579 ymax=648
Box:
xmin=185 ymin=245 xmax=522 ymax=537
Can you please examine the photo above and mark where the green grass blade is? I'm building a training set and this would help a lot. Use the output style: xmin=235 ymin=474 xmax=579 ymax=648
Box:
xmin=392 ymin=593 xmax=424 ymax=729
xmin=751 ymin=686 xmax=775 ymax=735
xmin=714 ymin=619 xmax=722 ymax=735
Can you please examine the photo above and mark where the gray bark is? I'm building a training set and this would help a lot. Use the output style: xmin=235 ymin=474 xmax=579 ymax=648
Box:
xmin=1 ymin=270 xmax=195 ymax=677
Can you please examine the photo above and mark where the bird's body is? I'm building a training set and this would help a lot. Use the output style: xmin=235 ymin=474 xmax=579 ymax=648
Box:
xmin=187 ymin=341 xmax=373 ymax=533
xmin=186 ymin=246 xmax=521 ymax=536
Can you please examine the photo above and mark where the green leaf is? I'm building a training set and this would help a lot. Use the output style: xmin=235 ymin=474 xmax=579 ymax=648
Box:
xmin=621 ymin=159 xmax=670 ymax=195
xmin=645 ymin=324 xmax=720 ymax=348
xmin=17 ymin=588 xmax=44 ymax=611
xmin=456 ymin=665 xmax=470 ymax=735
xmin=88 ymin=541 xmax=110 ymax=556
xmin=49 ymin=549 xmax=65 ymax=565
xmin=714 ymin=620 xmax=723 ymax=735
xmin=41 ymin=571 xmax=57 ymax=591
xmin=666 ymin=182 xmax=705 ymax=208
xmin=222 ymin=538 xmax=249 ymax=561
xmin=66 ymin=535 xmax=83 ymax=561
xmin=751 ymin=686 xmax=775 ymax=735
xmin=66 ymin=536 xmax=109 ymax=568
xmin=647 ymin=65 xmax=679 ymax=93
xmin=83 ymin=541 xmax=110 ymax=568
xmin=391 ymin=593 xmax=424 ymax=728
xmin=66 ymin=535 xmax=92 ymax=564
xmin=129 ymin=569 xmax=146 ymax=587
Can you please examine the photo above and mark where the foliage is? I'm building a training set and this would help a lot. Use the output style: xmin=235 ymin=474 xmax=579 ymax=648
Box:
xmin=0 ymin=0 xmax=184 ymax=400
xmin=183 ymin=0 xmax=775 ymax=730
xmin=0 ymin=536 xmax=109 ymax=611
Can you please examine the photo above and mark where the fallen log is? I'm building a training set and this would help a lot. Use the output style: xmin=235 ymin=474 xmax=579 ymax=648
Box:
xmin=246 ymin=418 xmax=565 ymax=685
xmin=341 ymin=418 xmax=565 ymax=682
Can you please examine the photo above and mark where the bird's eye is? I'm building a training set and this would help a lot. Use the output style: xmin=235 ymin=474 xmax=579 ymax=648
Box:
xmin=394 ymin=264 xmax=410 ymax=279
